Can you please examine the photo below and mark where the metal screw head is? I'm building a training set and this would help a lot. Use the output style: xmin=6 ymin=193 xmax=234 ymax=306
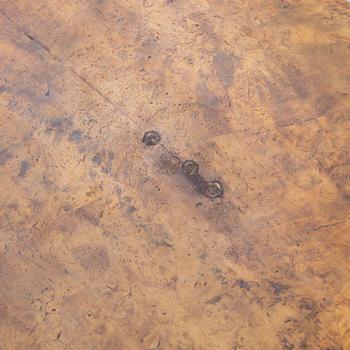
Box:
xmin=204 ymin=181 xmax=224 ymax=198
xmin=181 ymin=160 xmax=199 ymax=176
xmin=142 ymin=131 xmax=161 ymax=146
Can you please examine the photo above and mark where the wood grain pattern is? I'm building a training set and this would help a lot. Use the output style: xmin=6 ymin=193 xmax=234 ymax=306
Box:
xmin=1 ymin=1 xmax=350 ymax=349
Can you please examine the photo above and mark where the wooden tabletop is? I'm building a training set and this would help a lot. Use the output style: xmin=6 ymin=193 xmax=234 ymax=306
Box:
xmin=1 ymin=1 xmax=350 ymax=349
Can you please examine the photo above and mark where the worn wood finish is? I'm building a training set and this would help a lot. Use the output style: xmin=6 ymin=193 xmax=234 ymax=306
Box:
xmin=1 ymin=1 xmax=350 ymax=349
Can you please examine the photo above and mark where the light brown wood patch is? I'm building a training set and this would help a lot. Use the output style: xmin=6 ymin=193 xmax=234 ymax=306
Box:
xmin=1 ymin=1 xmax=350 ymax=349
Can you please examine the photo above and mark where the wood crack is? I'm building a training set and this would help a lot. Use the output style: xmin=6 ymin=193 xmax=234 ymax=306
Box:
xmin=312 ymin=221 xmax=345 ymax=231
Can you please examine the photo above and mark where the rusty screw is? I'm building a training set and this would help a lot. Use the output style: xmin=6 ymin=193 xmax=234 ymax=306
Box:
xmin=141 ymin=132 xmax=224 ymax=199
xmin=142 ymin=130 xmax=161 ymax=146
xmin=204 ymin=181 xmax=224 ymax=199
xmin=181 ymin=160 xmax=224 ymax=199
xmin=181 ymin=160 xmax=199 ymax=176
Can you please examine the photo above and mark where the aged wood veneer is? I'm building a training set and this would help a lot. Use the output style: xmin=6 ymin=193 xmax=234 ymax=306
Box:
xmin=1 ymin=0 xmax=350 ymax=349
